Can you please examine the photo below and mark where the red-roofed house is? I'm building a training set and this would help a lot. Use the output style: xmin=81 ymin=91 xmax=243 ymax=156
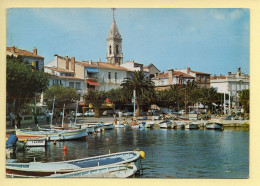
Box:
xmin=7 ymin=46 xmax=44 ymax=71
xmin=151 ymin=69 xmax=195 ymax=90
xmin=175 ymin=67 xmax=211 ymax=88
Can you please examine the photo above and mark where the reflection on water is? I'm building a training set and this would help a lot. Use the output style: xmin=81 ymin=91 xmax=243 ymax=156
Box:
xmin=12 ymin=127 xmax=249 ymax=178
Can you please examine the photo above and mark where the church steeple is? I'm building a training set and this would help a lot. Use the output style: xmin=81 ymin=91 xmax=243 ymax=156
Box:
xmin=106 ymin=8 xmax=123 ymax=65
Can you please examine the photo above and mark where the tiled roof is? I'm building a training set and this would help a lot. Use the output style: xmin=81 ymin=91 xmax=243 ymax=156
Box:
xmin=210 ymin=76 xmax=227 ymax=80
xmin=79 ymin=61 xmax=130 ymax=71
xmin=45 ymin=66 xmax=75 ymax=73
xmin=7 ymin=47 xmax=44 ymax=59
xmin=155 ymin=71 xmax=194 ymax=78
xmin=190 ymin=70 xmax=211 ymax=75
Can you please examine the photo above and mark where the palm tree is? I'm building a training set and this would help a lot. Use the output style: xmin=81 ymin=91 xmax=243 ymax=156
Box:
xmin=84 ymin=90 xmax=107 ymax=117
xmin=199 ymin=87 xmax=218 ymax=114
xmin=121 ymin=71 xmax=155 ymax=116
xmin=168 ymin=84 xmax=182 ymax=111
xmin=238 ymin=89 xmax=249 ymax=113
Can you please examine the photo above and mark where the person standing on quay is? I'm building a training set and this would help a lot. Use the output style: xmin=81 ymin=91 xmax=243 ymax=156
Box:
xmin=17 ymin=111 xmax=22 ymax=129
xmin=11 ymin=112 xmax=16 ymax=127
xmin=9 ymin=111 xmax=13 ymax=126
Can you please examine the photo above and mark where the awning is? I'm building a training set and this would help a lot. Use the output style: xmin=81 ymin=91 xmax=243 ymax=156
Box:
xmin=86 ymin=68 xmax=99 ymax=73
xmin=86 ymin=79 xmax=100 ymax=86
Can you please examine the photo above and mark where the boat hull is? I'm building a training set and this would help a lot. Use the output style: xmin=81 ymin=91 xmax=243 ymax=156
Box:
xmin=185 ymin=123 xmax=200 ymax=129
xmin=206 ymin=122 xmax=224 ymax=130
xmin=15 ymin=128 xmax=88 ymax=141
xmin=159 ymin=121 xmax=173 ymax=129
xmin=6 ymin=150 xmax=141 ymax=177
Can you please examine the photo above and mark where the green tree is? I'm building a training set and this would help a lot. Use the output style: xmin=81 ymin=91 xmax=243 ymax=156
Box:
xmin=239 ymin=89 xmax=249 ymax=113
xmin=199 ymin=87 xmax=218 ymax=114
xmin=6 ymin=55 xmax=49 ymax=113
xmin=121 ymin=71 xmax=155 ymax=116
xmin=84 ymin=90 xmax=107 ymax=117
xmin=44 ymin=84 xmax=80 ymax=111
xmin=107 ymin=88 xmax=130 ymax=110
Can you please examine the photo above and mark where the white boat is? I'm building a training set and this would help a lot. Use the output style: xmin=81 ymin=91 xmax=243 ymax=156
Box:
xmin=114 ymin=123 xmax=128 ymax=128
xmin=6 ymin=163 xmax=138 ymax=178
xmin=77 ymin=123 xmax=101 ymax=133
xmin=49 ymin=163 xmax=137 ymax=178
xmin=131 ymin=124 xmax=141 ymax=129
xmin=6 ymin=150 xmax=144 ymax=177
xmin=205 ymin=122 xmax=224 ymax=130
xmin=15 ymin=128 xmax=88 ymax=141
xmin=185 ymin=122 xmax=200 ymax=129
xmin=99 ymin=122 xmax=114 ymax=130
xmin=159 ymin=121 xmax=173 ymax=129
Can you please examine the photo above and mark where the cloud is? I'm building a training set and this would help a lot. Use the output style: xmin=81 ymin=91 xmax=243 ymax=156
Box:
xmin=229 ymin=9 xmax=245 ymax=20
xmin=210 ymin=9 xmax=226 ymax=20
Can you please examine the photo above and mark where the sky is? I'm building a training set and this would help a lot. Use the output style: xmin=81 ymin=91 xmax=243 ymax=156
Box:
xmin=6 ymin=8 xmax=249 ymax=75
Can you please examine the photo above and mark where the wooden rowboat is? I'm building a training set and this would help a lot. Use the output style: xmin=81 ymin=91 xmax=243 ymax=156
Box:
xmin=6 ymin=163 xmax=137 ymax=178
xmin=15 ymin=128 xmax=88 ymax=141
xmin=6 ymin=150 xmax=143 ymax=177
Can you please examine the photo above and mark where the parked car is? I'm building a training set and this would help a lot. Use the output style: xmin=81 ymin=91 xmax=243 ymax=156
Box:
xmin=72 ymin=111 xmax=82 ymax=117
xmin=148 ymin=109 xmax=160 ymax=116
xmin=102 ymin=110 xmax=114 ymax=116
xmin=122 ymin=111 xmax=133 ymax=116
xmin=84 ymin=111 xmax=94 ymax=117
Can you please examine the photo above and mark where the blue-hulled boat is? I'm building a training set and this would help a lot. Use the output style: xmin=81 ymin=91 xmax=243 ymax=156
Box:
xmin=6 ymin=150 xmax=144 ymax=177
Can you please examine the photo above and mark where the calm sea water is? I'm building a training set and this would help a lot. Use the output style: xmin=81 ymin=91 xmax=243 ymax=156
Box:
xmin=12 ymin=127 xmax=249 ymax=178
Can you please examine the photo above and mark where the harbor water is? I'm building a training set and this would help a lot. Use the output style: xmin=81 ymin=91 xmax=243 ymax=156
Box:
xmin=11 ymin=127 xmax=249 ymax=178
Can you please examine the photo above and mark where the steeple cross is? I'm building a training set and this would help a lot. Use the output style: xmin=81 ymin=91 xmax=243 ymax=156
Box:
xmin=112 ymin=8 xmax=116 ymax=21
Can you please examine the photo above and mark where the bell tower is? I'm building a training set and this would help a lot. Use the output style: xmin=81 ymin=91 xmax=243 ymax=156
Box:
xmin=106 ymin=8 xmax=123 ymax=65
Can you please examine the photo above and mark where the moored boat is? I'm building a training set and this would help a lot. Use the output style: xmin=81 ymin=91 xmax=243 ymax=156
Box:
xmin=99 ymin=122 xmax=114 ymax=130
xmin=205 ymin=122 xmax=224 ymax=130
xmin=185 ymin=122 xmax=200 ymax=129
xmin=6 ymin=163 xmax=138 ymax=178
xmin=159 ymin=120 xmax=173 ymax=129
xmin=49 ymin=163 xmax=137 ymax=178
xmin=15 ymin=128 xmax=88 ymax=141
xmin=6 ymin=150 xmax=144 ymax=177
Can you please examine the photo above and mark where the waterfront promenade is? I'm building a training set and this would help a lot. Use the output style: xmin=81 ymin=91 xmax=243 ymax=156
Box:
xmin=6 ymin=115 xmax=249 ymax=133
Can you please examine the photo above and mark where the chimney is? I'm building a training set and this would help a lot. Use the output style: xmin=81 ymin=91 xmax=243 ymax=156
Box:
xmin=71 ymin=57 xmax=75 ymax=72
xmin=168 ymin=70 xmax=173 ymax=84
xmin=65 ymin=56 xmax=69 ymax=70
xmin=187 ymin=67 xmax=190 ymax=74
xmin=11 ymin=46 xmax=15 ymax=53
xmin=89 ymin=60 xmax=92 ymax=65
xmin=33 ymin=48 xmax=37 ymax=55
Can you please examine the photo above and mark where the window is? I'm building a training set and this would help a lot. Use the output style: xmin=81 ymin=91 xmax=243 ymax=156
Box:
xmin=115 ymin=72 xmax=117 ymax=83
xmin=69 ymin=82 xmax=74 ymax=88
xmin=35 ymin=61 xmax=39 ymax=71
xmin=204 ymin=76 xmax=207 ymax=82
xmin=76 ymin=82 xmax=81 ymax=90
xmin=108 ymin=72 xmax=111 ymax=80
xmin=109 ymin=46 xmax=112 ymax=54
xmin=102 ymin=72 xmax=105 ymax=83
xmin=116 ymin=45 xmax=119 ymax=54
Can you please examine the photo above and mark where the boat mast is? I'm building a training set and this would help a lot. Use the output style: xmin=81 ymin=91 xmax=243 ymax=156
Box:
xmin=75 ymin=100 xmax=78 ymax=124
xmin=62 ymin=103 xmax=65 ymax=128
xmin=50 ymin=96 xmax=55 ymax=128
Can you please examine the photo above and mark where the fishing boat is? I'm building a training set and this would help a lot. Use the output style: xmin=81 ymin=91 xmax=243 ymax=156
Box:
xmin=99 ymin=122 xmax=114 ymax=130
xmin=114 ymin=123 xmax=128 ymax=128
xmin=205 ymin=121 xmax=224 ymax=130
xmin=6 ymin=163 xmax=137 ymax=178
xmin=6 ymin=150 xmax=145 ymax=177
xmin=49 ymin=163 xmax=137 ymax=178
xmin=185 ymin=121 xmax=200 ymax=129
xmin=15 ymin=128 xmax=88 ymax=141
xmin=77 ymin=123 xmax=101 ymax=133
xmin=159 ymin=120 xmax=173 ymax=129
